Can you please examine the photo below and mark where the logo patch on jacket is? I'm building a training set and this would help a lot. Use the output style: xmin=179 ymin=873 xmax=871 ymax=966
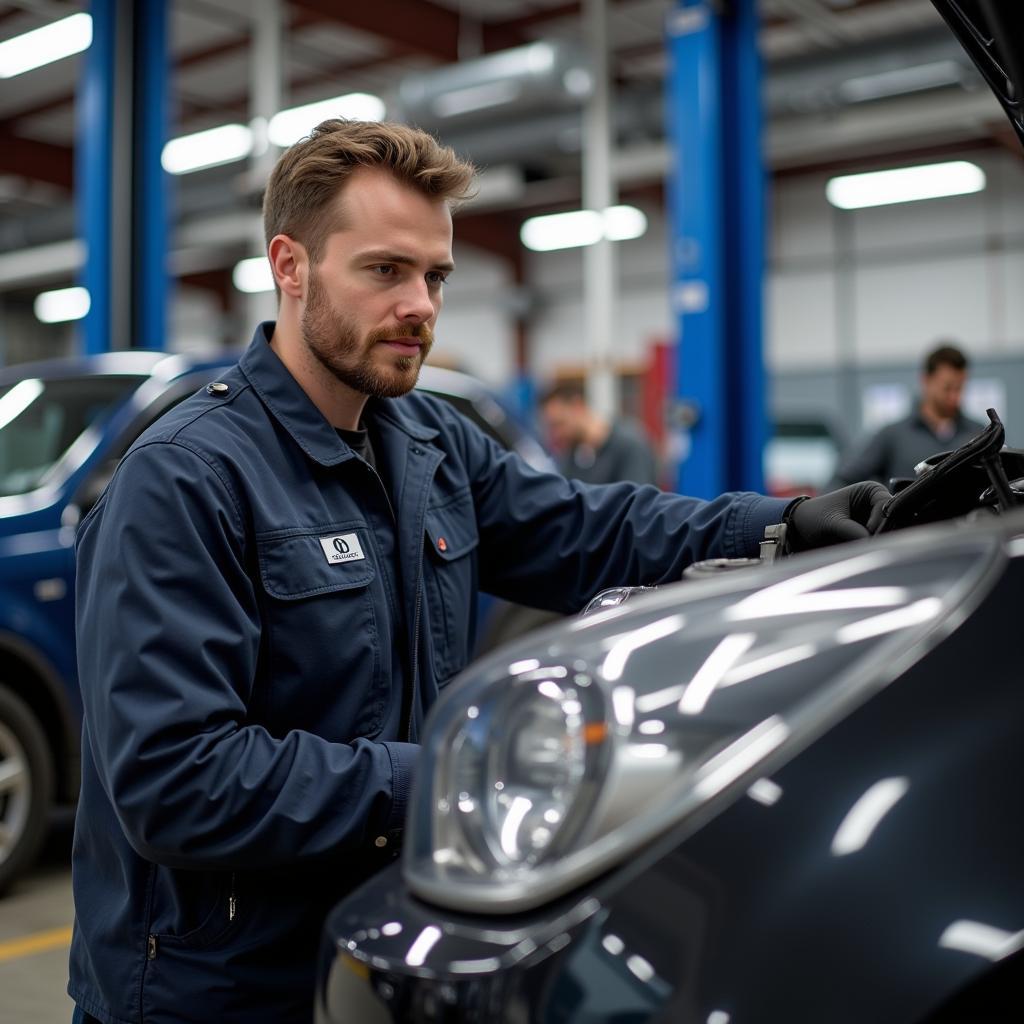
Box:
xmin=319 ymin=533 xmax=366 ymax=564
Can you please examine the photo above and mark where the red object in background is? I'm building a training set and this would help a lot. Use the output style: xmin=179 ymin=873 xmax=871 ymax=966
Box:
xmin=642 ymin=337 xmax=673 ymax=489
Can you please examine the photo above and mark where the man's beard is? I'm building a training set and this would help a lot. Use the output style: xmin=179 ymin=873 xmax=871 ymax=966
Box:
xmin=301 ymin=270 xmax=434 ymax=398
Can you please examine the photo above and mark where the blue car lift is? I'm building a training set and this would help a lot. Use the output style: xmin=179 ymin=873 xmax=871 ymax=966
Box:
xmin=666 ymin=0 xmax=767 ymax=497
xmin=77 ymin=0 xmax=169 ymax=353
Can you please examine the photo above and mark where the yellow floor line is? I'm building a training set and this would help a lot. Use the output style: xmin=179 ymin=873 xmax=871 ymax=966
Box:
xmin=0 ymin=925 xmax=73 ymax=963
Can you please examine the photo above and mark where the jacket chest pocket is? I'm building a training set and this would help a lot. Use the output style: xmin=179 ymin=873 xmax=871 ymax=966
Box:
xmin=423 ymin=495 xmax=479 ymax=685
xmin=256 ymin=526 xmax=388 ymax=740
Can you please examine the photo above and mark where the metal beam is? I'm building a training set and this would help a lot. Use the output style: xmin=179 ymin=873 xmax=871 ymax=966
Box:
xmin=666 ymin=0 xmax=766 ymax=497
xmin=0 ymin=129 xmax=72 ymax=188
xmin=581 ymin=0 xmax=617 ymax=421
xmin=76 ymin=0 xmax=169 ymax=353
xmin=289 ymin=0 xmax=491 ymax=63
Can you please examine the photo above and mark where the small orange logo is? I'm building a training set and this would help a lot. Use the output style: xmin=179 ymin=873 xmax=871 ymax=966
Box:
xmin=438 ymin=537 xmax=448 ymax=552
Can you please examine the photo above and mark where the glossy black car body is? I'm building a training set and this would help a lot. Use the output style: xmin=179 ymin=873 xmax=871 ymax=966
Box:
xmin=317 ymin=511 xmax=1023 ymax=1024
xmin=317 ymin=4 xmax=1024 ymax=1021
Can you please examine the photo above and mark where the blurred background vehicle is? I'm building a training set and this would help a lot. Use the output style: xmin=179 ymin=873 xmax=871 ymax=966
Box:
xmin=0 ymin=353 xmax=550 ymax=895
xmin=764 ymin=415 xmax=846 ymax=496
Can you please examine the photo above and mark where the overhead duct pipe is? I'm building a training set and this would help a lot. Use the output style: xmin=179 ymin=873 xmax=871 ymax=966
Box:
xmin=395 ymin=39 xmax=593 ymax=131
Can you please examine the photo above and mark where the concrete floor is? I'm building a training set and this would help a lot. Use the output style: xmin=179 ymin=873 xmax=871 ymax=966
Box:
xmin=0 ymin=812 xmax=76 ymax=1024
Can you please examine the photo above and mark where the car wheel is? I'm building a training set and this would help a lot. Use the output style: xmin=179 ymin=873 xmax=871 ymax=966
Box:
xmin=0 ymin=686 xmax=54 ymax=896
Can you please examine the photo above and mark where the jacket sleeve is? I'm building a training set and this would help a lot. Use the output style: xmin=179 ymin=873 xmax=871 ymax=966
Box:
xmin=447 ymin=414 xmax=788 ymax=613
xmin=75 ymin=440 xmax=415 ymax=871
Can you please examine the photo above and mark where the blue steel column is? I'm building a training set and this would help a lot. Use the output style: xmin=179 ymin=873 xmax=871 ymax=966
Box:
xmin=134 ymin=0 xmax=170 ymax=350
xmin=723 ymin=0 xmax=767 ymax=493
xmin=76 ymin=0 xmax=169 ymax=353
xmin=666 ymin=0 xmax=766 ymax=497
xmin=76 ymin=0 xmax=115 ymax=355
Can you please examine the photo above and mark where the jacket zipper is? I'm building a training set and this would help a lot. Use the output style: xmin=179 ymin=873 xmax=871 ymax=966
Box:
xmin=228 ymin=873 xmax=237 ymax=922
xmin=406 ymin=582 xmax=422 ymax=742
xmin=147 ymin=934 xmax=158 ymax=960
xmin=367 ymin=463 xmax=414 ymax=739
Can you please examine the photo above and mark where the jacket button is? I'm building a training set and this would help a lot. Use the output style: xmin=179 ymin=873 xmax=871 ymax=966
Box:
xmin=411 ymin=447 xmax=423 ymax=455
xmin=207 ymin=382 xmax=229 ymax=395
xmin=437 ymin=537 xmax=448 ymax=552
xmin=374 ymin=835 xmax=388 ymax=848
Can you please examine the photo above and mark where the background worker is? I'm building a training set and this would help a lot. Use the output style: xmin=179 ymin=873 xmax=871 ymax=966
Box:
xmin=539 ymin=381 xmax=659 ymax=486
xmin=70 ymin=119 xmax=888 ymax=1024
xmin=830 ymin=342 xmax=986 ymax=488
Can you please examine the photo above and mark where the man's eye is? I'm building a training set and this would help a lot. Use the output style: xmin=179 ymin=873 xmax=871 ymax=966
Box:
xmin=372 ymin=265 xmax=395 ymax=276
xmin=427 ymin=272 xmax=449 ymax=285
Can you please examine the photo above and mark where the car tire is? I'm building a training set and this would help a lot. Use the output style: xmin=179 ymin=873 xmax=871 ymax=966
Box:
xmin=0 ymin=686 xmax=54 ymax=897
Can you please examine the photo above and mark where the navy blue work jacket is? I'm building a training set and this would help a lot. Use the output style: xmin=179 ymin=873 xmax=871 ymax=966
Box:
xmin=69 ymin=323 xmax=787 ymax=1023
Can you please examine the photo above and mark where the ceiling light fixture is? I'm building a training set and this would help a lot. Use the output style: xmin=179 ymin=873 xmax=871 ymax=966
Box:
xmin=34 ymin=286 xmax=90 ymax=323
xmin=162 ymin=93 xmax=385 ymax=175
xmin=161 ymin=124 xmax=254 ymax=175
xmin=837 ymin=60 xmax=965 ymax=104
xmin=0 ymin=12 xmax=92 ymax=78
xmin=232 ymin=257 xmax=275 ymax=294
xmin=825 ymin=161 xmax=986 ymax=210
xmin=520 ymin=205 xmax=648 ymax=252
xmin=267 ymin=92 xmax=385 ymax=147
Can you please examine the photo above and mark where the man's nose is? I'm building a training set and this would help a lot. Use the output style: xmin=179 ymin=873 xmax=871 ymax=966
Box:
xmin=395 ymin=279 xmax=436 ymax=323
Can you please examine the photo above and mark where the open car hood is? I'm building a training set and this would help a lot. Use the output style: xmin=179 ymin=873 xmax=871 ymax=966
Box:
xmin=932 ymin=1 xmax=1024 ymax=148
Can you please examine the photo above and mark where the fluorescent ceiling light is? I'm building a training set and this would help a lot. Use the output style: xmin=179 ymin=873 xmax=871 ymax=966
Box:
xmin=162 ymin=124 xmax=253 ymax=175
xmin=233 ymin=257 xmax=275 ymax=294
xmin=0 ymin=12 xmax=91 ymax=78
xmin=603 ymin=205 xmax=648 ymax=241
xmin=837 ymin=60 xmax=964 ymax=103
xmin=34 ymin=285 xmax=90 ymax=323
xmin=520 ymin=205 xmax=648 ymax=252
xmin=268 ymin=93 xmax=385 ymax=147
xmin=826 ymin=161 xmax=986 ymax=210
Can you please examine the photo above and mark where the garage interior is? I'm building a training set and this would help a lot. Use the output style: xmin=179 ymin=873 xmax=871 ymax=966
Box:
xmin=1 ymin=1 xmax=1023 ymax=1019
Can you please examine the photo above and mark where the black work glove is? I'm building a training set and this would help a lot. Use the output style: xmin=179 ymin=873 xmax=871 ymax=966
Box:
xmin=785 ymin=481 xmax=890 ymax=553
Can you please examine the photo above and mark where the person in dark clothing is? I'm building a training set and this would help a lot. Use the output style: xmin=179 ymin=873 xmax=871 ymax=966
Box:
xmin=830 ymin=343 xmax=986 ymax=489
xmin=539 ymin=381 xmax=658 ymax=486
xmin=69 ymin=119 xmax=888 ymax=1024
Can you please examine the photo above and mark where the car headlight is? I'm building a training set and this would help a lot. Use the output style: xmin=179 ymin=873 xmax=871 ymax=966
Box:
xmin=405 ymin=531 xmax=1002 ymax=913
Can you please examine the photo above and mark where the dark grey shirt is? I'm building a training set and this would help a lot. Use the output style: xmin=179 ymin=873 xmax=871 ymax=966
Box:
xmin=560 ymin=420 xmax=659 ymax=486
xmin=830 ymin=408 xmax=986 ymax=489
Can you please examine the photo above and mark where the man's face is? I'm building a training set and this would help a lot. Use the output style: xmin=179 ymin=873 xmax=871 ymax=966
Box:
xmin=922 ymin=364 xmax=966 ymax=420
xmin=540 ymin=397 xmax=585 ymax=452
xmin=300 ymin=166 xmax=454 ymax=399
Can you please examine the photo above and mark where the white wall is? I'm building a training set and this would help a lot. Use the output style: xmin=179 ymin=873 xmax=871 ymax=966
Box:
xmin=427 ymin=244 xmax=516 ymax=386
xmin=525 ymin=208 xmax=671 ymax=381
xmin=768 ymin=148 xmax=1024 ymax=370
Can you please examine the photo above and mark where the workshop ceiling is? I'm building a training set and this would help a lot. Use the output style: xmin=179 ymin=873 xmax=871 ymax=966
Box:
xmin=0 ymin=0 xmax=1013 ymax=280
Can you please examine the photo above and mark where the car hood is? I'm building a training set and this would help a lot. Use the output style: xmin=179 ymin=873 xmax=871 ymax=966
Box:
xmin=932 ymin=1 xmax=1024 ymax=148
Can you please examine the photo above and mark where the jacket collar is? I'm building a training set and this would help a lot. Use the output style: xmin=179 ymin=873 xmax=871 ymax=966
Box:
xmin=238 ymin=322 xmax=438 ymax=466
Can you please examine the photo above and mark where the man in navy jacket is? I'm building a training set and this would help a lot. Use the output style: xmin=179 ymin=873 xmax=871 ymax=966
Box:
xmin=70 ymin=120 xmax=886 ymax=1023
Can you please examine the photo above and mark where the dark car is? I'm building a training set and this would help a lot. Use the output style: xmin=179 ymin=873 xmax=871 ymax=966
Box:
xmin=315 ymin=3 xmax=1024 ymax=1021
xmin=0 ymin=351 xmax=547 ymax=894
xmin=317 ymin=460 xmax=1023 ymax=1024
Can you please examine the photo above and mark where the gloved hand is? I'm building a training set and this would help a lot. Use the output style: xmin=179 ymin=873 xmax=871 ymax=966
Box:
xmin=785 ymin=481 xmax=890 ymax=552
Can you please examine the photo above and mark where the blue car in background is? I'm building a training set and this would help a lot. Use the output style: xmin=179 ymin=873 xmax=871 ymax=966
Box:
xmin=0 ymin=350 xmax=551 ymax=894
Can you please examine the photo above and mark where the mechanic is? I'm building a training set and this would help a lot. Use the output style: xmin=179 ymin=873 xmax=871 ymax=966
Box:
xmin=69 ymin=119 xmax=888 ymax=1024
xmin=539 ymin=380 xmax=659 ymax=486
xmin=829 ymin=342 xmax=986 ymax=489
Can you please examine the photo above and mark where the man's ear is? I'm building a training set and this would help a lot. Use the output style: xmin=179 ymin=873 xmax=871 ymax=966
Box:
xmin=268 ymin=234 xmax=307 ymax=299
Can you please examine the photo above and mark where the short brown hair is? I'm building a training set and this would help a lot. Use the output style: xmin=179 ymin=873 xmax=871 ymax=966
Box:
xmin=924 ymin=343 xmax=968 ymax=375
xmin=539 ymin=381 xmax=586 ymax=406
xmin=262 ymin=119 xmax=477 ymax=263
